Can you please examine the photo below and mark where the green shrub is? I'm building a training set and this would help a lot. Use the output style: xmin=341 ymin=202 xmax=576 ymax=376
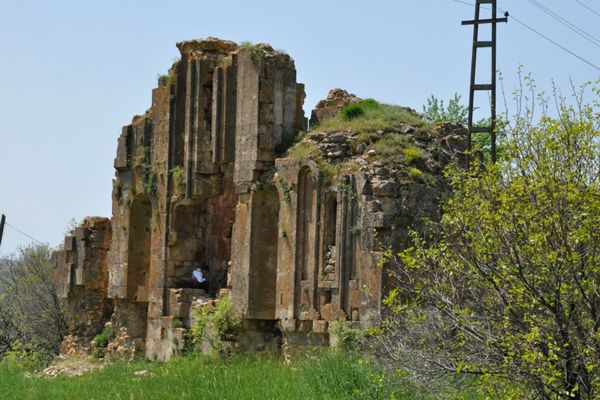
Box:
xmin=1 ymin=340 xmax=54 ymax=372
xmin=402 ymin=147 xmax=423 ymax=163
xmin=408 ymin=167 xmax=423 ymax=178
xmin=140 ymin=147 xmax=157 ymax=196
xmin=240 ymin=41 xmax=267 ymax=61
xmin=341 ymin=99 xmax=381 ymax=121
xmin=91 ymin=324 xmax=115 ymax=359
xmin=341 ymin=103 xmax=365 ymax=120
xmin=189 ymin=298 xmax=241 ymax=356
xmin=422 ymin=93 xmax=467 ymax=125
xmin=169 ymin=166 xmax=185 ymax=191
xmin=358 ymin=98 xmax=380 ymax=110
xmin=329 ymin=319 xmax=364 ymax=352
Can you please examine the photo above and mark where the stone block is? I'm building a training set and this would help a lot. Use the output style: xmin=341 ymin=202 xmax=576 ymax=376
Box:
xmin=312 ymin=320 xmax=328 ymax=334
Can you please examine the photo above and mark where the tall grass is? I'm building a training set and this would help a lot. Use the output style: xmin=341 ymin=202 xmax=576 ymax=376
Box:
xmin=0 ymin=351 xmax=488 ymax=400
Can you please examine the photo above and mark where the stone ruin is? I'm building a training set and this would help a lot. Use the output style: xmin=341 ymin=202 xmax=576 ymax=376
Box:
xmin=53 ymin=37 xmax=467 ymax=360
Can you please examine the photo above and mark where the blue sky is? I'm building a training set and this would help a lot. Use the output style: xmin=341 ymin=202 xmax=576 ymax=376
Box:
xmin=1 ymin=0 xmax=599 ymax=255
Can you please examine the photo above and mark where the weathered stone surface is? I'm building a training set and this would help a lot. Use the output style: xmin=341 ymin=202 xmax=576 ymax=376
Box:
xmin=176 ymin=37 xmax=238 ymax=56
xmin=309 ymin=88 xmax=360 ymax=126
xmin=55 ymin=217 xmax=113 ymax=349
xmin=53 ymin=37 xmax=466 ymax=361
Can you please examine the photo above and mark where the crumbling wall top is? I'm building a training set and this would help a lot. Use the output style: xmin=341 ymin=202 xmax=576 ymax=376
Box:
xmin=310 ymin=88 xmax=361 ymax=126
xmin=176 ymin=37 xmax=238 ymax=56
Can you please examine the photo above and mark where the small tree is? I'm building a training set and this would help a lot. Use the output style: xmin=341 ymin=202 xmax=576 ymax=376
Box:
xmin=422 ymin=93 xmax=468 ymax=126
xmin=0 ymin=244 xmax=67 ymax=361
xmin=378 ymin=82 xmax=600 ymax=399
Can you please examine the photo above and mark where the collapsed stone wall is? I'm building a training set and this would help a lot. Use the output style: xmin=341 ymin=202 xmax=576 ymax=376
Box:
xmin=53 ymin=37 xmax=466 ymax=361
xmin=54 ymin=217 xmax=113 ymax=354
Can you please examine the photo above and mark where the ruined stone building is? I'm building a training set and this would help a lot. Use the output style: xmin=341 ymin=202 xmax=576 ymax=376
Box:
xmin=54 ymin=37 xmax=466 ymax=360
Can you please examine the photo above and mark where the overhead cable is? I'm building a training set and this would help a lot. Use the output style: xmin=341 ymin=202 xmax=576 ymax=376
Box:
xmin=449 ymin=0 xmax=600 ymax=71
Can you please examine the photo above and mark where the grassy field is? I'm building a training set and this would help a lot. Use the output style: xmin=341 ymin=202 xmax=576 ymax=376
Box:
xmin=0 ymin=352 xmax=486 ymax=400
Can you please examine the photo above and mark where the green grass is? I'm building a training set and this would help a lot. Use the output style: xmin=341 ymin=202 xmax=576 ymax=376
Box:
xmin=287 ymin=101 xmax=431 ymax=180
xmin=0 ymin=352 xmax=487 ymax=400
xmin=314 ymin=103 xmax=423 ymax=136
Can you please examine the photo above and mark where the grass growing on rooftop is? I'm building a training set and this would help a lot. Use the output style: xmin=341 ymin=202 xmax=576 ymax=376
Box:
xmin=313 ymin=100 xmax=423 ymax=135
xmin=287 ymin=99 xmax=437 ymax=181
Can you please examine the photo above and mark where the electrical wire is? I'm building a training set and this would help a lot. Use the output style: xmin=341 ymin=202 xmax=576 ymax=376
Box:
xmin=4 ymin=222 xmax=44 ymax=245
xmin=574 ymin=0 xmax=600 ymax=18
xmin=449 ymin=0 xmax=600 ymax=72
xmin=526 ymin=0 xmax=600 ymax=49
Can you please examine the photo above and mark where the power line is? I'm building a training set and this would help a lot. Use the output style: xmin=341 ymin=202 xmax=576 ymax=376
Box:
xmin=4 ymin=221 xmax=44 ymax=245
xmin=449 ymin=0 xmax=600 ymax=72
xmin=508 ymin=14 xmax=600 ymax=72
xmin=526 ymin=0 xmax=600 ymax=49
xmin=574 ymin=0 xmax=600 ymax=18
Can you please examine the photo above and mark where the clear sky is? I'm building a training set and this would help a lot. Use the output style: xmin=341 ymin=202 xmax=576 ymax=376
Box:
xmin=1 ymin=0 xmax=599 ymax=255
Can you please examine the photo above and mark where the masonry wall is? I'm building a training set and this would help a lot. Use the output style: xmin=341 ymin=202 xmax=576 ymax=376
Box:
xmin=53 ymin=38 xmax=465 ymax=361
xmin=105 ymin=38 xmax=306 ymax=360
xmin=55 ymin=217 xmax=113 ymax=351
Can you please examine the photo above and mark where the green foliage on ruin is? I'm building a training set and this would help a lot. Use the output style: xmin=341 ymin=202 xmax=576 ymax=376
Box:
xmin=287 ymin=97 xmax=436 ymax=184
xmin=340 ymin=98 xmax=380 ymax=121
xmin=157 ymin=67 xmax=176 ymax=87
xmin=329 ymin=319 xmax=365 ymax=351
xmin=239 ymin=41 xmax=267 ymax=62
xmin=189 ymin=298 xmax=241 ymax=356
xmin=316 ymin=101 xmax=423 ymax=134
xmin=378 ymin=80 xmax=600 ymax=399
xmin=141 ymin=147 xmax=157 ymax=196
xmin=169 ymin=166 xmax=186 ymax=192
xmin=91 ymin=324 xmax=114 ymax=359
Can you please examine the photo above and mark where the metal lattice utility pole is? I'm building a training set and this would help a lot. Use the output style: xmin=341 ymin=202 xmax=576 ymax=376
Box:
xmin=462 ymin=0 xmax=508 ymax=163
xmin=0 ymin=214 xmax=5 ymax=248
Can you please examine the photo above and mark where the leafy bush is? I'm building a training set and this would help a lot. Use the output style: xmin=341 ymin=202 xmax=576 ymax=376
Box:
xmin=402 ymin=147 xmax=423 ymax=163
xmin=0 ymin=244 xmax=67 ymax=359
xmin=340 ymin=99 xmax=381 ymax=121
xmin=421 ymin=93 xmax=467 ymax=125
xmin=340 ymin=103 xmax=365 ymax=120
xmin=379 ymin=79 xmax=600 ymax=399
xmin=91 ymin=324 xmax=114 ymax=359
xmin=1 ymin=340 xmax=53 ymax=372
xmin=407 ymin=167 xmax=423 ymax=178
xmin=189 ymin=298 xmax=241 ymax=356
xmin=329 ymin=319 xmax=364 ymax=351
xmin=169 ymin=166 xmax=186 ymax=191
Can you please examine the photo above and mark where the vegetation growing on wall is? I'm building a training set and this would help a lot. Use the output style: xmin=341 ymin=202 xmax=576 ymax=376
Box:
xmin=288 ymin=99 xmax=440 ymax=184
xmin=189 ymin=298 xmax=241 ymax=356
xmin=91 ymin=324 xmax=115 ymax=359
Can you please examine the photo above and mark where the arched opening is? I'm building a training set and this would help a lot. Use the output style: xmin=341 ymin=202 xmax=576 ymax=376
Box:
xmin=127 ymin=194 xmax=152 ymax=302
